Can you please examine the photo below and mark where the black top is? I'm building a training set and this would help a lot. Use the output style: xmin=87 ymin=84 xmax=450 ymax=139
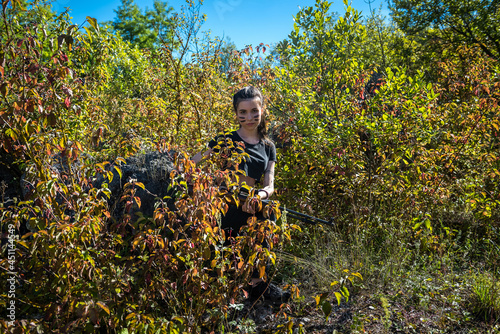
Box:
xmin=208 ymin=131 xmax=276 ymax=183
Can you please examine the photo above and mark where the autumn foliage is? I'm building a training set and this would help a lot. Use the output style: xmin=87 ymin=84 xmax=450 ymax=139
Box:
xmin=1 ymin=0 xmax=499 ymax=332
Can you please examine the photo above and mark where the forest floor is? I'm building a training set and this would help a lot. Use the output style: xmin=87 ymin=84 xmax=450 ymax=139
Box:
xmin=230 ymin=273 xmax=499 ymax=333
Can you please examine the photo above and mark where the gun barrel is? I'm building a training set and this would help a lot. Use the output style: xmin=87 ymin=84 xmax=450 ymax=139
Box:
xmin=280 ymin=206 xmax=334 ymax=226
xmin=255 ymin=197 xmax=334 ymax=227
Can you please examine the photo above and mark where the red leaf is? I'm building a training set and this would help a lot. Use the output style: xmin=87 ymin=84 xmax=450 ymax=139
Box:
xmin=64 ymin=97 xmax=70 ymax=109
xmin=27 ymin=100 xmax=35 ymax=113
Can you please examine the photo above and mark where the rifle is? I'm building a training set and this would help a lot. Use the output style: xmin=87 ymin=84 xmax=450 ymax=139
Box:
xmin=272 ymin=202 xmax=335 ymax=227
xmin=236 ymin=193 xmax=335 ymax=227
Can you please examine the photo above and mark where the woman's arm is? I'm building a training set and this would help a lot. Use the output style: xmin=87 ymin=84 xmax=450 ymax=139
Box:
xmin=191 ymin=149 xmax=212 ymax=165
xmin=257 ymin=161 xmax=275 ymax=200
xmin=242 ymin=161 xmax=275 ymax=214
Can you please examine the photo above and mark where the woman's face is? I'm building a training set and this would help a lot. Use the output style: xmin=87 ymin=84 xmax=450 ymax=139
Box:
xmin=235 ymin=98 xmax=263 ymax=131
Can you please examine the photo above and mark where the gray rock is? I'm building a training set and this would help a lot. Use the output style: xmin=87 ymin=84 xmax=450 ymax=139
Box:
xmin=94 ymin=150 xmax=177 ymax=220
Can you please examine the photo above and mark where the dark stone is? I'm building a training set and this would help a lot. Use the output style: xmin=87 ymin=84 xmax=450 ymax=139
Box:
xmin=0 ymin=151 xmax=23 ymax=208
xmin=15 ymin=150 xmax=177 ymax=228
xmin=94 ymin=150 xmax=177 ymax=220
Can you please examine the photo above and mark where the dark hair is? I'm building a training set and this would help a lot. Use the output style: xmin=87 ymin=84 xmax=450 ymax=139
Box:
xmin=233 ymin=86 xmax=269 ymax=141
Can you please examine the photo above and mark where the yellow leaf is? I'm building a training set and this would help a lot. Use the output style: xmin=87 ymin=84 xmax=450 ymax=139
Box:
xmin=86 ymin=16 xmax=99 ymax=32
xmin=96 ymin=302 xmax=110 ymax=315
xmin=248 ymin=252 xmax=257 ymax=265
xmin=334 ymin=292 xmax=342 ymax=305
xmin=16 ymin=240 xmax=29 ymax=249
xmin=114 ymin=166 xmax=122 ymax=179
xmin=258 ymin=264 xmax=266 ymax=278
xmin=351 ymin=272 xmax=363 ymax=280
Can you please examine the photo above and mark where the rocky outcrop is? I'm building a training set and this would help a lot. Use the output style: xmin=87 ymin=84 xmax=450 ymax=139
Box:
xmin=12 ymin=150 xmax=177 ymax=227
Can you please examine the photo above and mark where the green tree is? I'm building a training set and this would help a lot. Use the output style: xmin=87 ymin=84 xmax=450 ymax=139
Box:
xmin=358 ymin=4 xmax=423 ymax=74
xmin=0 ymin=0 xmax=58 ymax=37
xmin=275 ymin=0 xmax=365 ymax=122
xmin=389 ymin=0 xmax=500 ymax=60
xmin=111 ymin=0 xmax=174 ymax=49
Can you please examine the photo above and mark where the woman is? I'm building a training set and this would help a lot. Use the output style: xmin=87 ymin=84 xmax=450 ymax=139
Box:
xmin=192 ymin=86 xmax=275 ymax=229
xmin=192 ymin=86 xmax=289 ymax=303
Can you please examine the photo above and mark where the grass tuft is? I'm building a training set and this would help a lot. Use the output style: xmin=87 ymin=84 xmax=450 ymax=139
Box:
xmin=470 ymin=272 xmax=500 ymax=322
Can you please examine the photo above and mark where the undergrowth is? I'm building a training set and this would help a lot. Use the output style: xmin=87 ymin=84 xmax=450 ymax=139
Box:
xmin=1 ymin=0 xmax=499 ymax=332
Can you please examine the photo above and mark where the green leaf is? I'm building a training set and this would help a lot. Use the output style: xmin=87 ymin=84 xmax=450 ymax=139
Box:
xmin=322 ymin=300 xmax=332 ymax=319
xmin=341 ymin=285 xmax=350 ymax=302
xmin=424 ymin=218 xmax=431 ymax=231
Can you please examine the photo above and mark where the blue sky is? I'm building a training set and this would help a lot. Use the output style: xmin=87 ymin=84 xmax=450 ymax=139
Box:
xmin=52 ymin=0 xmax=388 ymax=49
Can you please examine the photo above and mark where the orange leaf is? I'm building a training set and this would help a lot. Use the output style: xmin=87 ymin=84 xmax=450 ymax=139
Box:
xmin=134 ymin=196 xmax=141 ymax=208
